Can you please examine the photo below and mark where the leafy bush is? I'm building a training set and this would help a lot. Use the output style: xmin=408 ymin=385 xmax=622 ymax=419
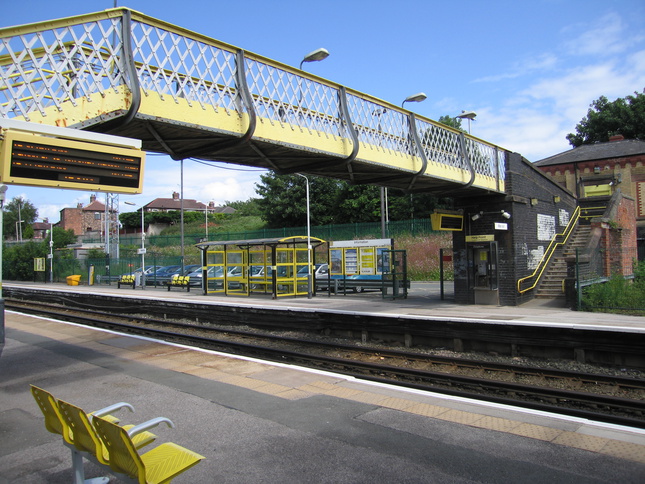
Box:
xmin=3 ymin=241 xmax=47 ymax=280
xmin=581 ymin=264 xmax=645 ymax=315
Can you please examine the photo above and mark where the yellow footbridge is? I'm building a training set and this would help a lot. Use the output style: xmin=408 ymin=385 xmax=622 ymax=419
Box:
xmin=1 ymin=8 xmax=506 ymax=195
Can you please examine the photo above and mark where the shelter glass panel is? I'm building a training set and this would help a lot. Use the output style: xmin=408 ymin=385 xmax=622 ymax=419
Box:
xmin=206 ymin=249 xmax=225 ymax=294
xmin=226 ymin=250 xmax=248 ymax=296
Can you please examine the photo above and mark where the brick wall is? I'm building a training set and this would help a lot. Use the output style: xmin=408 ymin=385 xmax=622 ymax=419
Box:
xmin=594 ymin=193 xmax=638 ymax=277
xmin=453 ymin=152 xmax=577 ymax=306
xmin=59 ymin=208 xmax=83 ymax=235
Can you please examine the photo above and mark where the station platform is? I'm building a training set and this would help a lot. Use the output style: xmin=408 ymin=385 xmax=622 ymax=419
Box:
xmin=1 ymin=289 xmax=645 ymax=483
xmin=5 ymin=280 xmax=645 ymax=333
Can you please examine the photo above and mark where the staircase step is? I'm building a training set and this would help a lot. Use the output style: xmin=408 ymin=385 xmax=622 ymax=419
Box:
xmin=534 ymin=221 xmax=591 ymax=301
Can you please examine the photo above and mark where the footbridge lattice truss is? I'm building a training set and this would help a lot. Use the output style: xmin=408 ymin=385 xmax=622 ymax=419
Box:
xmin=1 ymin=8 xmax=506 ymax=195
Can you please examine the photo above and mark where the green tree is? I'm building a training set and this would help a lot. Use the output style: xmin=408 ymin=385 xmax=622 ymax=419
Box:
xmin=437 ymin=115 xmax=464 ymax=131
xmin=120 ymin=210 xmax=145 ymax=229
xmin=566 ymin=91 xmax=645 ymax=146
xmin=335 ymin=184 xmax=381 ymax=223
xmin=3 ymin=196 xmax=38 ymax=239
xmin=255 ymin=173 xmax=341 ymax=228
xmin=225 ymin=198 xmax=261 ymax=216
xmin=51 ymin=227 xmax=77 ymax=249
xmin=3 ymin=241 xmax=46 ymax=280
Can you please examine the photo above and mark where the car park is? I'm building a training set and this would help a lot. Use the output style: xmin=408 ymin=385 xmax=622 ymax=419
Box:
xmin=147 ymin=265 xmax=182 ymax=286
xmin=187 ymin=266 xmax=241 ymax=289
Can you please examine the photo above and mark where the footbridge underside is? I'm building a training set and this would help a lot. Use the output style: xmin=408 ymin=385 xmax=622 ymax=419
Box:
xmin=1 ymin=8 xmax=506 ymax=196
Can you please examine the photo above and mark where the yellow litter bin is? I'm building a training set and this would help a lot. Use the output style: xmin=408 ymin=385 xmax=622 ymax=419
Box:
xmin=66 ymin=275 xmax=82 ymax=286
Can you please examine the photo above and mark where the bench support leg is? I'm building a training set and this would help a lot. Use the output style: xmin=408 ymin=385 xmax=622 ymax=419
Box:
xmin=71 ymin=449 xmax=109 ymax=484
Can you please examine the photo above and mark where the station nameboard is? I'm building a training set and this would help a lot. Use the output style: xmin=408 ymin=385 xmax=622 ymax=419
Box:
xmin=0 ymin=129 xmax=145 ymax=194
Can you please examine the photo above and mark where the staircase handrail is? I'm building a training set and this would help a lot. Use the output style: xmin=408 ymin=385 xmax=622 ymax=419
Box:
xmin=517 ymin=206 xmax=581 ymax=294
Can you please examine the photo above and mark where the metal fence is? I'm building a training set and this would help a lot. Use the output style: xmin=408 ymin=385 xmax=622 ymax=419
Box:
xmin=82 ymin=218 xmax=437 ymax=248
xmin=35 ymin=218 xmax=439 ymax=285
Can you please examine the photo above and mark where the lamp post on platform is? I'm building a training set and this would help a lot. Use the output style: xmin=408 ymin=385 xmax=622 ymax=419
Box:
xmin=0 ymin=184 xmax=7 ymax=345
xmin=296 ymin=174 xmax=312 ymax=299
xmin=124 ymin=201 xmax=146 ymax=289
xmin=44 ymin=219 xmax=53 ymax=283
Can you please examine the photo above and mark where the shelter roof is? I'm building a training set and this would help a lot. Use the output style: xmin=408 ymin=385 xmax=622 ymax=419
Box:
xmin=196 ymin=236 xmax=326 ymax=250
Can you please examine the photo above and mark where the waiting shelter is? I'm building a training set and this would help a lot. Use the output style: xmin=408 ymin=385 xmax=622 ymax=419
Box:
xmin=195 ymin=236 xmax=327 ymax=298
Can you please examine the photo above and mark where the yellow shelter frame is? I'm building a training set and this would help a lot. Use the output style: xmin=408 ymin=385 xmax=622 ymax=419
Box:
xmin=195 ymin=236 xmax=326 ymax=298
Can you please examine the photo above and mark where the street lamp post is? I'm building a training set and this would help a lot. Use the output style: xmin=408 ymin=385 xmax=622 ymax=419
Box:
xmin=0 ymin=184 xmax=7 ymax=345
xmin=401 ymin=92 xmax=427 ymax=109
xmin=395 ymin=92 xmax=427 ymax=236
xmin=298 ymin=48 xmax=329 ymax=107
xmin=46 ymin=220 xmax=53 ymax=283
xmin=124 ymin=201 xmax=146 ymax=289
xmin=204 ymin=204 xmax=208 ymax=241
xmin=456 ymin=110 xmax=477 ymax=134
xmin=296 ymin=174 xmax=312 ymax=299
xmin=299 ymin=48 xmax=329 ymax=70
xmin=17 ymin=199 xmax=22 ymax=241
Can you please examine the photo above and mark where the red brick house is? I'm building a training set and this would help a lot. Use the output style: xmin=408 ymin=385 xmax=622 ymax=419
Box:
xmin=143 ymin=191 xmax=206 ymax=213
xmin=59 ymin=194 xmax=114 ymax=238
xmin=534 ymin=135 xmax=645 ymax=259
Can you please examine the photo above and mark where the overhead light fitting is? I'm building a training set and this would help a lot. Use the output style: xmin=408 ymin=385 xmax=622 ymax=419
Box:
xmin=300 ymin=48 xmax=330 ymax=70
xmin=456 ymin=110 xmax=477 ymax=121
xmin=471 ymin=210 xmax=511 ymax=221
xmin=402 ymin=92 xmax=427 ymax=108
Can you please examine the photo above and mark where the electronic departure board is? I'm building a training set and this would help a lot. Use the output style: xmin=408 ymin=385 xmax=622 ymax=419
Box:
xmin=0 ymin=130 xmax=145 ymax=193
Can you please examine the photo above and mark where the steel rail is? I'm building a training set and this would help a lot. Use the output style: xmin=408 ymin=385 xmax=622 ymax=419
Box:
xmin=7 ymin=300 xmax=645 ymax=429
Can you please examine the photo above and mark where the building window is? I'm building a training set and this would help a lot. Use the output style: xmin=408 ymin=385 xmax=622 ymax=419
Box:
xmin=637 ymin=181 xmax=645 ymax=218
xmin=94 ymin=213 xmax=101 ymax=220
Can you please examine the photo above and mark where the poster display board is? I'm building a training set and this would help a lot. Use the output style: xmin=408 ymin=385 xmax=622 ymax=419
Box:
xmin=329 ymin=239 xmax=394 ymax=277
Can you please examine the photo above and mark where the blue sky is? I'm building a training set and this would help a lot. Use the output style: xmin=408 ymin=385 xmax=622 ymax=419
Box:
xmin=3 ymin=0 xmax=645 ymax=223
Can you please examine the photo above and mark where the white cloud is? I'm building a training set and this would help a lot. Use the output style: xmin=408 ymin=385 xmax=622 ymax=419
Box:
xmin=562 ymin=12 xmax=640 ymax=57
xmin=474 ymin=53 xmax=559 ymax=83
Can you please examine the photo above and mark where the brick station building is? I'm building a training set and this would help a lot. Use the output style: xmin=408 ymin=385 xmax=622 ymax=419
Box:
xmin=534 ymin=135 xmax=645 ymax=260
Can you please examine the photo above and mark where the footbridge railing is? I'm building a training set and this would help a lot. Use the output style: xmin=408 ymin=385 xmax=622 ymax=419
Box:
xmin=1 ymin=8 xmax=506 ymax=194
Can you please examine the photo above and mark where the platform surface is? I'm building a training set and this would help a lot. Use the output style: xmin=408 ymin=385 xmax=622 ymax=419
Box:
xmin=1 ymin=305 xmax=644 ymax=483
xmin=6 ymin=280 xmax=645 ymax=332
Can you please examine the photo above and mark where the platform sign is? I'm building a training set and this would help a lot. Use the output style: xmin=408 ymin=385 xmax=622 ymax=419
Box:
xmin=0 ymin=120 xmax=145 ymax=194
xmin=34 ymin=258 xmax=46 ymax=272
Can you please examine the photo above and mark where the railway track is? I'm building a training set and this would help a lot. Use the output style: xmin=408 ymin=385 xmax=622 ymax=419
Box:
xmin=7 ymin=299 xmax=645 ymax=429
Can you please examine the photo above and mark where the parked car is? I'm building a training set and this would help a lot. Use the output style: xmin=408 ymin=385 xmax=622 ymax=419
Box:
xmin=180 ymin=264 xmax=202 ymax=276
xmin=187 ymin=266 xmax=241 ymax=289
xmin=147 ymin=265 xmax=182 ymax=286
xmin=297 ymin=263 xmax=329 ymax=279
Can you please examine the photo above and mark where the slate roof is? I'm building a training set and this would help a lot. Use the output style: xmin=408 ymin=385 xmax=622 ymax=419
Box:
xmin=534 ymin=138 xmax=645 ymax=167
xmin=83 ymin=200 xmax=106 ymax=212
xmin=145 ymin=198 xmax=206 ymax=211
